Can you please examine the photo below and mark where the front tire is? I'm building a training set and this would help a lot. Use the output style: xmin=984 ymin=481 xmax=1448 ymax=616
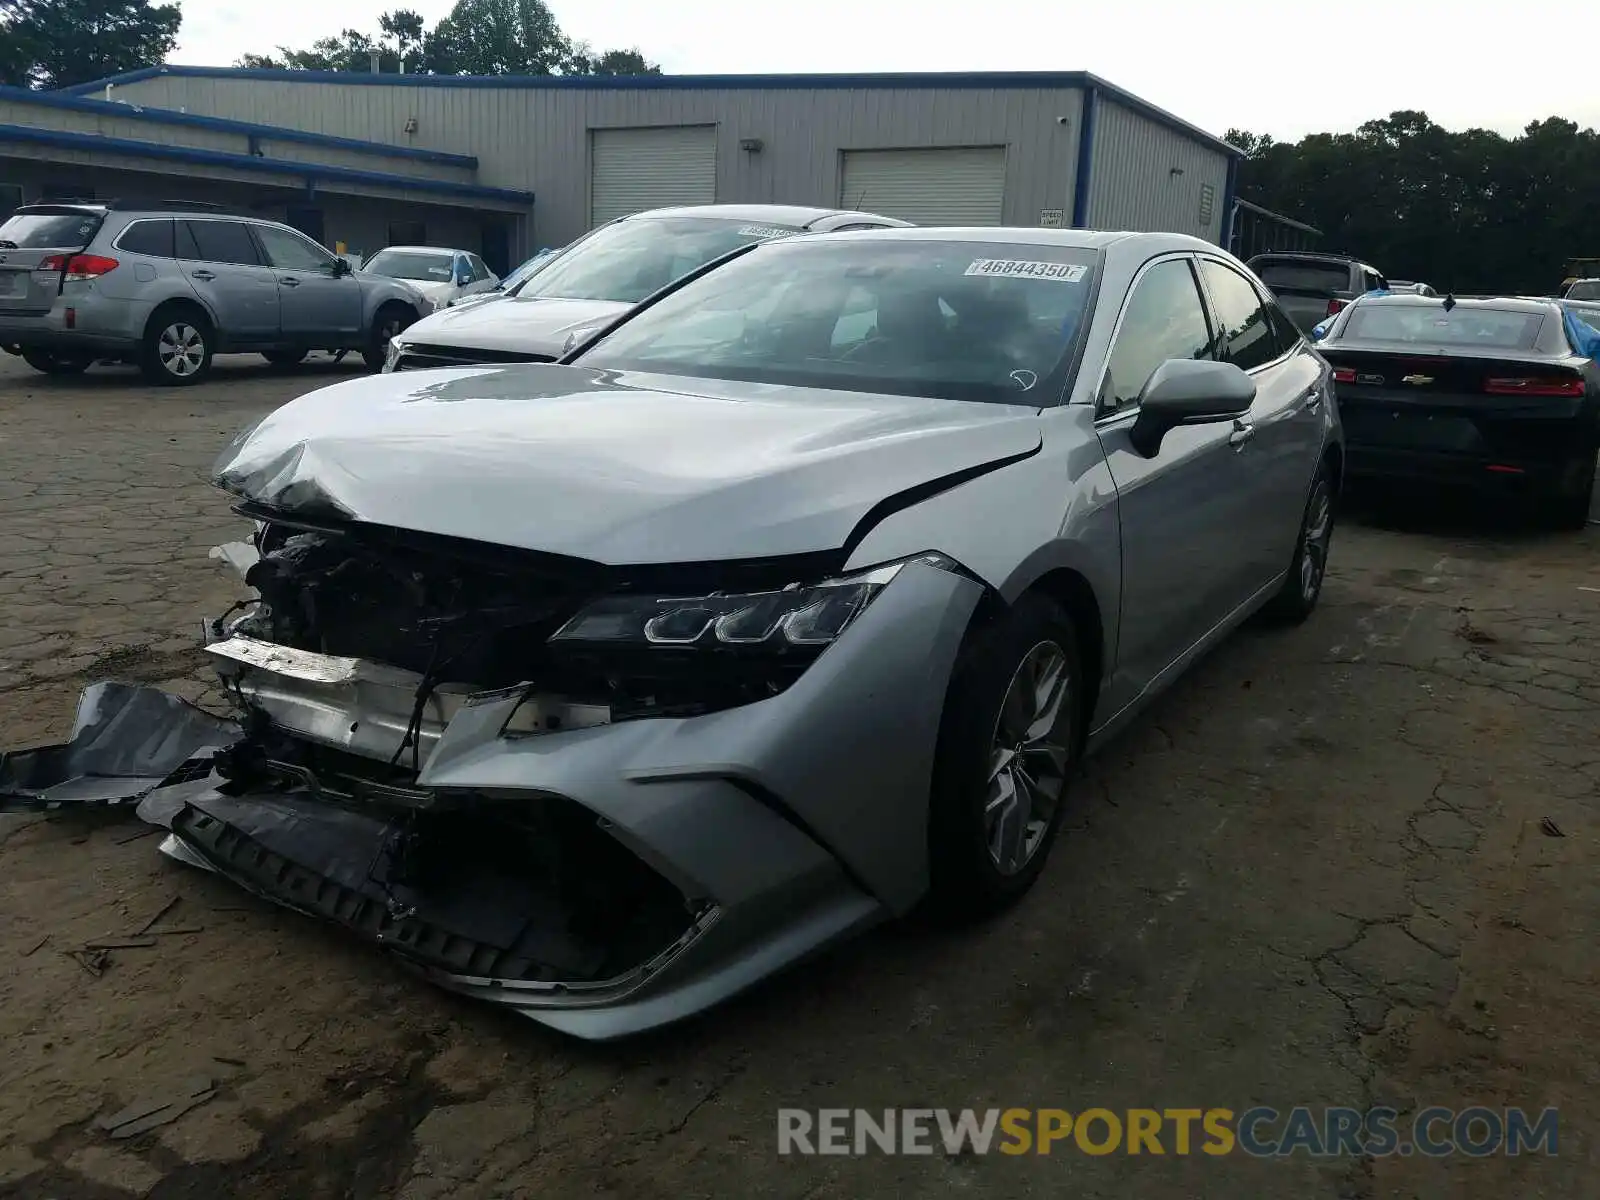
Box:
xmin=362 ymin=303 xmax=414 ymax=371
xmin=21 ymin=348 xmax=90 ymax=375
xmin=139 ymin=306 xmax=214 ymax=386
xmin=1260 ymin=461 xmax=1335 ymax=625
xmin=927 ymin=593 xmax=1082 ymax=918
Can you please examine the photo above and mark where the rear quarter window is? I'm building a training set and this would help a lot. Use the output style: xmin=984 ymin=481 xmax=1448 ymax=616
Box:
xmin=116 ymin=219 xmax=176 ymax=258
xmin=1343 ymin=305 xmax=1545 ymax=351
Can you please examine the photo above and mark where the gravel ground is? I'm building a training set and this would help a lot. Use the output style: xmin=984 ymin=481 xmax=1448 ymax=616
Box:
xmin=0 ymin=351 xmax=1596 ymax=1199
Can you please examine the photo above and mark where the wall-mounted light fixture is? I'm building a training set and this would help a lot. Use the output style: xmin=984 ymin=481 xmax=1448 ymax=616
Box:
xmin=1169 ymin=166 xmax=1186 ymax=177
xmin=403 ymin=116 xmax=419 ymax=134
xmin=739 ymin=137 xmax=764 ymax=153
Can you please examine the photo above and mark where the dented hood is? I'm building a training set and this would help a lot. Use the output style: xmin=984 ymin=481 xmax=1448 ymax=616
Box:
xmin=212 ymin=364 xmax=1042 ymax=563
xmin=400 ymin=295 xmax=633 ymax=355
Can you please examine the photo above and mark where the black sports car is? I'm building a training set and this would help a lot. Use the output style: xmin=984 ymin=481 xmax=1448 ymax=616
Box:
xmin=1317 ymin=294 xmax=1599 ymax=527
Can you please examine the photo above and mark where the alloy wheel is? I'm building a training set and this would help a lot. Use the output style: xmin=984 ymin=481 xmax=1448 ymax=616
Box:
xmin=1300 ymin=481 xmax=1333 ymax=601
xmin=985 ymin=640 xmax=1072 ymax=876
xmin=158 ymin=323 xmax=206 ymax=378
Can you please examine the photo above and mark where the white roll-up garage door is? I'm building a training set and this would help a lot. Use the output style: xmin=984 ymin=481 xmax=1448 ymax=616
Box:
xmin=590 ymin=126 xmax=717 ymax=227
xmin=839 ymin=147 xmax=1006 ymax=227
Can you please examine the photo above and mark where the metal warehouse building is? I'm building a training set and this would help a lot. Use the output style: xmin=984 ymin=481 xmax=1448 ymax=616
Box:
xmin=1 ymin=67 xmax=1259 ymax=274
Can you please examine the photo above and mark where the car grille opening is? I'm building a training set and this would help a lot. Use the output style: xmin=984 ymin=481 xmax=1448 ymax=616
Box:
xmin=394 ymin=343 xmax=557 ymax=371
xmin=170 ymin=789 xmax=699 ymax=984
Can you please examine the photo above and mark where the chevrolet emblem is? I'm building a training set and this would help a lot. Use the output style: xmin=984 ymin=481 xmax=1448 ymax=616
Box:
xmin=1401 ymin=374 xmax=1434 ymax=385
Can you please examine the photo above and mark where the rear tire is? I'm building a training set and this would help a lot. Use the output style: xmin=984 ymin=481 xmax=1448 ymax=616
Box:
xmin=362 ymin=303 xmax=414 ymax=371
xmin=21 ymin=348 xmax=90 ymax=376
xmin=139 ymin=305 xmax=214 ymax=386
xmin=262 ymin=349 xmax=307 ymax=368
xmin=926 ymin=593 xmax=1082 ymax=919
xmin=1544 ymin=452 xmax=1596 ymax=530
xmin=1260 ymin=460 xmax=1335 ymax=625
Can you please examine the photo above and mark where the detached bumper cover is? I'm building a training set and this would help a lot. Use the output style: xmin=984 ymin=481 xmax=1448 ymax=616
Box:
xmin=0 ymin=562 xmax=982 ymax=1039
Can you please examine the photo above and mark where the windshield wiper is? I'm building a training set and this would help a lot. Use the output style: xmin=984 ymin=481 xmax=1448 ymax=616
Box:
xmin=0 ymin=240 xmax=17 ymax=250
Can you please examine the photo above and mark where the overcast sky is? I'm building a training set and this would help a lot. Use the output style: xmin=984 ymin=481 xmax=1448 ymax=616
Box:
xmin=174 ymin=0 xmax=1600 ymax=141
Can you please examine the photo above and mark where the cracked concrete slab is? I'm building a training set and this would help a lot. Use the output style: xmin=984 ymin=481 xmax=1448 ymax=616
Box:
xmin=0 ymin=354 xmax=1595 ymax=1199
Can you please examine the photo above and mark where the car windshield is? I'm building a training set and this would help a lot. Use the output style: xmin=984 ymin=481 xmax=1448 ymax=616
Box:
xmin=518 ymin=216 xmax=803 ymax=304
xmin=573 ymin=237 xmax=1100 ymax=406
xmin=0 ymin=209 xmax=104 ymax=249
xmin=1342 ymin=304 xmax=1545 ymax=350
xmin=1253 ymin=260 xmax=1351 ymax=292
xmin=1565 ymin=280 xmax=1600 ymax=300
xmin=364 ymin=249 xmax=456 ymax=282
xmin=498 ymin=252 xmax=553 ymax=291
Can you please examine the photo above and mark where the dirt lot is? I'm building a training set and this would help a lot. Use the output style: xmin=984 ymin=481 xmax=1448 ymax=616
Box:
xmin=0 ymin=351 xmax=1596 ymax=1199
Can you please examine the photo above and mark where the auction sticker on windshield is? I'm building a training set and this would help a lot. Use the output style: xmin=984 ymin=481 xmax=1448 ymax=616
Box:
xmin=965 ymin=259 xmax=1088 ymax=282
xmin=738 ymin=225 xmax=799 ymax=239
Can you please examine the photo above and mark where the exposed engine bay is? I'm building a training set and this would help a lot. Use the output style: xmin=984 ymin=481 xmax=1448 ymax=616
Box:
xmin=0 ymin=506 xmax=955 ymax=1036
xmin=3 ymin=513 xmax=808 ymax=1003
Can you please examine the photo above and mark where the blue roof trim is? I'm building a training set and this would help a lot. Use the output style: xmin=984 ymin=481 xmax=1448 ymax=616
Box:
xmin=62 ymin=65 xmax=1241 ymax=157
xmin=1 ymin=83 xmax=477 ymax=169
xmin=0 ymin=124 xmax=532 ymax=205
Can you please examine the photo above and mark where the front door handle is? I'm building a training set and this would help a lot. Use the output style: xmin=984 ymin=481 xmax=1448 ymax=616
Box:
xmin=279 ymin=276 xmax=300 ymax=287
xmin=1228 ymin=421 xmax=1256 ymax=449
xmin=190 ymin=269 xmax=215 ymax=281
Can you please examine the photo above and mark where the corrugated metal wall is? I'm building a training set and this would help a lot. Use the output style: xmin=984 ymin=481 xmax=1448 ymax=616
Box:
xmin=100 ymin=77 xmax=1085 ymax=248
xmin=0 ymin=97 xmax=473 ymax=183
xmin=1085 ymin=99 xmax=1229 ymax=243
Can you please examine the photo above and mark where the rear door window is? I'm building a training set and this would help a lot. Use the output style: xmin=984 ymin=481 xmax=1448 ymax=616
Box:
xmin=1252 ymin=260 xmax=1352 ymax=293
xmin=179 ymin=220 xmax=262 ymax=266
xmin=0 ymin=208 xmax=103 ymax=249
xmin=116 ymin=219 xmax=176 ymax=258
xmin=1199 ymin=259 xmax=1282 ymax=370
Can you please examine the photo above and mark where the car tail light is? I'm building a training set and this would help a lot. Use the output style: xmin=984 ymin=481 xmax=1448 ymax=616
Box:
xmin=1483 ymin=377 xmax=1585 ymax=397
xmin=36 ymin=253 xmax=119 ymax=282
xmin=1331 ymin=368 xmax=1356 ymax=384
xmin=1326 ymin=298 xmax=1348 ymax=317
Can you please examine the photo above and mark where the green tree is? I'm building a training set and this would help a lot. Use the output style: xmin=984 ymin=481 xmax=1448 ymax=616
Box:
xmin=423 ymin=0 xmax=571 ymax=75
xmin=568 ymin=46 xmax=660 ymax=76
xmin=1231 ymin=110 xmax=1600 ymax=294
xmin=236 ymin=0 xmax=660 ymax=77
xmin=0 ymin=0 xmax=181 ymax=89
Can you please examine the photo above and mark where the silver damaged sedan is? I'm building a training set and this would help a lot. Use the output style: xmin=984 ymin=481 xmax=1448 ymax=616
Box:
xmin=0 ymin=228 xmax=1341 ymax=1040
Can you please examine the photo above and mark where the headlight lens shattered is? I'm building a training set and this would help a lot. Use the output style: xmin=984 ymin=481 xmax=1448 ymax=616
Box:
xmin=549 ymin=552 xmax=958 ymax=650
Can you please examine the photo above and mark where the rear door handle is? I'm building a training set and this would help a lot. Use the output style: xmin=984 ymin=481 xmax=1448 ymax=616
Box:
xmin=1228 ymin=421 xmax=1256 ymax=449
xmin=190 ymin=269 xmax=215 ymax=281
xmin=279 ymin=276 xmax=300 ymax=287
xmin=1306 ymin=387 xmax=1324 ymax=411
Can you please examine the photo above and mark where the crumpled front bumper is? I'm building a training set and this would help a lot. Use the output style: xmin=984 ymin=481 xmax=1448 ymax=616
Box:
xmin=0 ymin=560 xmax=982 ymax=1040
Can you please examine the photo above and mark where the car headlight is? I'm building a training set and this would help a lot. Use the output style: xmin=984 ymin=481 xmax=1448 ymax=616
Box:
xmin=550 ymin=552 xmax=958 ymax=651
xmin=383 ymin=335 xmax=405 ymax=373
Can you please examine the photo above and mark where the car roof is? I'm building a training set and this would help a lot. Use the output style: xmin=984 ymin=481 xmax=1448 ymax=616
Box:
xmin=782 ymin=226 xmax=1219 ymax=254
xmin=1249 ymin=251 xmax=1361 ymax=264
xmin=373 ymin=245 xmax=464 ymax=254
xmin=624 ymin=203 xmax=889 ymax=228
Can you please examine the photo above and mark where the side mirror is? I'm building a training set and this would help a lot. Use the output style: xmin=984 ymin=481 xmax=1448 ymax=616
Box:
xmin=1128 ymin=359 xmax=1256 ymax=457
xmin=330 ymin=258 xmax=352 ymax=277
